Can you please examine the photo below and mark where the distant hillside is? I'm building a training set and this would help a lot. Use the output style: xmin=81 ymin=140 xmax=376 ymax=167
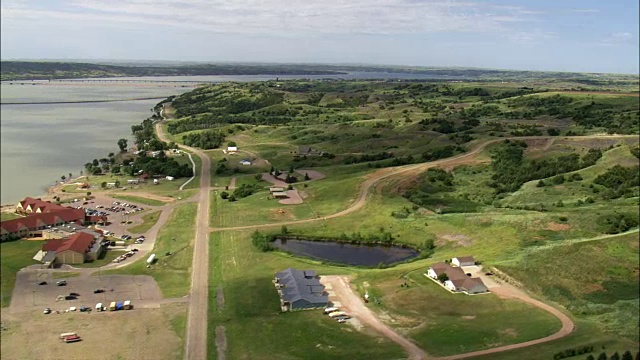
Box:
xmin=2 ymin=61 xmax=639 ymax=85
xmin=0 ymin=61 xmax=346 ymax=81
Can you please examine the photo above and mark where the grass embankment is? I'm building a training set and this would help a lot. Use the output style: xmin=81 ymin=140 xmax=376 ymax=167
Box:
xmin=207 ymin=230 xmax=405 ymax=360
xmin=496 ymin=232 xmax=640 ymax=341
xmin=1 ymin=240 xmax=41 ymax=307
xmin=129 ymin=211 xmax=162 ymax=234
xmin=104 ymin=203 xmax=197 ymax=298
xmin=73 ymin=250 xmax=123 ymax=268
xmin=109 ymin=195 xmax=168 ymax=207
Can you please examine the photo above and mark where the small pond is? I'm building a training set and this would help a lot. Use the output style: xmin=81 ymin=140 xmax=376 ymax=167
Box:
xmin=272 ymin=238 xmax=419 ymax=266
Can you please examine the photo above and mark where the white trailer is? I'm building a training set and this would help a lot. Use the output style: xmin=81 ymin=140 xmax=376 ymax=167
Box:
xmin=146 ymin=254 xmax=156 ymax=265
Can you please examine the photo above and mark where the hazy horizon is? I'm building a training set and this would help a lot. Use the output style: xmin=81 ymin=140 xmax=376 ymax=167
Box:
xmin=1 ymin=1 xmax=639 ymax=74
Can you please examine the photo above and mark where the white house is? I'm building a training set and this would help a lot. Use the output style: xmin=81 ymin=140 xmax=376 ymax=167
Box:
xmin=446 ymin=278 xmax=488 ymax=294
xmin=451 ymin=256 xmax=476 ymax=267
xmin=227 ymin=146 xmax=238 ymax=154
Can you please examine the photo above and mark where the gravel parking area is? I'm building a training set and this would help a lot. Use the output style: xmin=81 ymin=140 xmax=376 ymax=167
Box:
xmin=10 ymin=271 xmax=162 ymax=313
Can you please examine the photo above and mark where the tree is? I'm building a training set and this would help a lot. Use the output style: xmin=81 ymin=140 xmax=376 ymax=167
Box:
xmin=92 ymin=159 xmax=99 ymax=167
xmin=437 ymin=273 xmax=449 ymax=283
xmin=86 ymin=192 xmax=92 ymax=197
xmin=586 ymin=355 xmax=595 ymax=360
xmin=304 ymin=172 xmax=310 ymax=181
xmin=220 ymin=191 xmax=229 ymax=199
xmin=281 ymin=225 xmax=288 ymax=234
xmin=68 ymin=172 xmax=72 ymax=179
xmin=598 ymin=353 xmax=608 ymax=360
xmin=611 ymin=352 xmax=620 ymax=360
xmin=227 ymin=141 xmax=237 ymax=147
xmin=101 ymin=182 xmax=107 ymax=189
xmin=114 ymin=180 xmax=121 ymax=188
xmin=255 ymin=174 xmax=262 ymax=181
xmin=117 ymin=138 xmax=128 ymax=152
xmin=621 ymin=351 xmax=633 ymax=360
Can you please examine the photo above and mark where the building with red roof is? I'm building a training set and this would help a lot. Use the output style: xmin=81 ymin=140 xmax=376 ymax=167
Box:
xmin=41 ymin=232 xmax=103 ymax=265
xmin=1 ymin=197 xmax=99 ymax=241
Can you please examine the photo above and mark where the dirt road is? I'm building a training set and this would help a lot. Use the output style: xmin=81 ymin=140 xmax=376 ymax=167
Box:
xmin=156 ymin=112 xmax=212 ymax=360
xmin=438 ymin=283 xmax=574 ymax=360
xmin=323 ymin=275 xmax=427 ymax=360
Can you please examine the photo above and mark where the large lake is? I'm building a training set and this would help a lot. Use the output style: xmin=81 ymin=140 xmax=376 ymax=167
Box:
xmin=0 ymin=72 xmax=454 ymax=204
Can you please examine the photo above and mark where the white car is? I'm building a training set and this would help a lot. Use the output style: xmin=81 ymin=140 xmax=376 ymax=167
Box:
xmin=43 ymin=308 xmax=51 ymax=314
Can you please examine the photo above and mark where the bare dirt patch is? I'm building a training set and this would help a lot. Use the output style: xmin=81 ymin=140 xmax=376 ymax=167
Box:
xmin=461 ymin=315 xmax=476 ymax=320
xmin=215 ymin=326 xmax=227 ymax=360
xmin=295 ymin=169 xmax=326 ymax=181
xmin=261 ymin=173 xmax=287 ymax=187
xmin=498 ymin=328 xmax=519 ymax=338
xmin=583 ymin=283 xmax=605 ymax=294
xmin=268 ymin=208 xmax=296 ymax=221
xmin=0 ymin=303 xmax=186 ymax=360
xmin=216 ymin=286 xmax=225 ymax=311
xmin=278 ymin=189 xmax=304 ymax=205
xmin=545 ymin=222 xmax=571 ymax=231
xmin=436 ymin=234 xmax=472 ymax=247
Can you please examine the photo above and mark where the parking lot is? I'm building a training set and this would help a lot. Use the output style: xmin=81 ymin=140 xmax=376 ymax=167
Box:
xmin=11 ymin=270 xmax=163 ymax=313
xmin=69 ymin=196 xmax=158 ymax=237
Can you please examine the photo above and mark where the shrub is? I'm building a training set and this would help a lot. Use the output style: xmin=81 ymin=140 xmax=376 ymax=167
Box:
xmin=220 ymin=191 xmax=229 ymax=199
xmin=251 ymin=231 xmax=273 ymax=252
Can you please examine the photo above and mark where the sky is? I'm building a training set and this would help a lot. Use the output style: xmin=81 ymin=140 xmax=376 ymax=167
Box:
xmin=1 ymin=0 xmax=638 ymax=74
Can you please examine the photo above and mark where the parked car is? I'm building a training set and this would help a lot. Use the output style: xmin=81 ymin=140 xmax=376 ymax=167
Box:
xmin=65 ymin=295 xmax=76 ymax=300
xmin=93 ymin=289 xmax=105 ymax=294
xmin=43 ymin=308 xmax=52 ymax=314
xmin=38 ymin=281 xmax=47 ymax=285
xmin=56 ymin=280 xmax=67 ymax=286
xmin=69 ymin=292 xmax=80 ymax=297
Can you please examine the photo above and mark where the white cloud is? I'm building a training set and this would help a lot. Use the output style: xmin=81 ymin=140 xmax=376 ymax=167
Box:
xmin=569 ymin=8 xmax=600 ymax=13
xmin=504 ymin=30 xmax=557 ymax=43
xmin=596 ymin=32 xmax=637 ymax=47
xmin=1 ymin=0 xmax=539 ymax=36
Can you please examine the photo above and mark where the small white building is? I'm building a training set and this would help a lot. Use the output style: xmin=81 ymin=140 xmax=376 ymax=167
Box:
xmin=166 ymin=176 xmax=175 ymax=181
xmin=106 ymin=182 xmax=117 ymax=188
xmin=227 ymin=146 xmax=238 ymax=154
xmin=127 ymin=179 xmax=139 ymax=185
xmin=451 ymin=256 xmax=476 ymax=267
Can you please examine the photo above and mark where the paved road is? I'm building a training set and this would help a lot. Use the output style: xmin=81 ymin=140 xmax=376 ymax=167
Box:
xmin=156 ymin=113 xmax=212 ymax=360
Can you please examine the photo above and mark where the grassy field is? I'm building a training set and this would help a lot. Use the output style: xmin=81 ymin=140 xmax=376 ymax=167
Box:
xmin=356 ymin=269 xmax=561 ymax=356
xmin=1 ymin=240 xmax=41 ymax=307
xmin=207 ymin=230 xmax=405 ymax=360
xmin=210 ymin=167 xmax=369 ymax=227
xmin=0 ymin=213 xmax=22 ymax=221
xmin=129 ymin=211 xmax=162 ymax=234
xmin=109 ymin=194 xmax=168 ymax=206
xmin=104 ymin=203 xmax=197 ymax=298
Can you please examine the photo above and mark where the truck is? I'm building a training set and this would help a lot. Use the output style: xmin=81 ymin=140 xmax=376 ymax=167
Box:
xmin=109 ymin=302 xmax=117 ymax=311
xmin=123 ymin=300 xmax=132 ymax=310
xmin=59 ymin=332 xmax=77 ymax=339
xmin=63 ymin=335 xmax=82 ymax=343
xmin=114 ymin=241 xmax=126 ymax=247
xmin=95 ymin=303 xmax=103 ymax=311
xmin=116 ymin=302 xmax=124 ymax=311
xmin=147 ymin=254 xmax=156 ymax=265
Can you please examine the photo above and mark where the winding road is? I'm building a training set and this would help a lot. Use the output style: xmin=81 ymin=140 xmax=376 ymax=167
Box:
xmin=153 ymin=120 xmax=633 ymax=360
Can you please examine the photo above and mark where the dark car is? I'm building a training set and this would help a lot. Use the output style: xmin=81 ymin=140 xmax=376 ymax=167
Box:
xmin=64 ymin=295 xmax=76 ymax=301
xmin=69 ymin=292 xmax=80 ymax=297
xmin=93 ymin=289 xmax=105 ymax=294
xmin=38 ymin=281 xmax=47 ymax=285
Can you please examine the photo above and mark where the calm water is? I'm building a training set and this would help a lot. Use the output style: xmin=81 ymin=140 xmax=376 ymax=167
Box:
xmin=272 ymin=238 xmax=418 ymax=266
xmin=0 ymin=72 xmax=453 ymax=204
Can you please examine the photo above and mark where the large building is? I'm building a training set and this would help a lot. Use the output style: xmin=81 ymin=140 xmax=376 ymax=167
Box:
xmin=426 ymin=261 xmax=488 ymax=294
xmin=274 ymin=268 xmax=329 ymax=311
xmin=40 ymin=232 xmax=104 ymax=266
xmin=1 ymin=197 xmax=106 ymax=241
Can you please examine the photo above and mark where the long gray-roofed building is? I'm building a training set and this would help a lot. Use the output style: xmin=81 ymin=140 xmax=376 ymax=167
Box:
xmin=274 ymin=268 xmax=329 ymax=312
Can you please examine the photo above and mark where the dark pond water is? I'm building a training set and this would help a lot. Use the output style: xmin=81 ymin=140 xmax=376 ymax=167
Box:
xmin=272 ymin=238 xmax=418 ymax=266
